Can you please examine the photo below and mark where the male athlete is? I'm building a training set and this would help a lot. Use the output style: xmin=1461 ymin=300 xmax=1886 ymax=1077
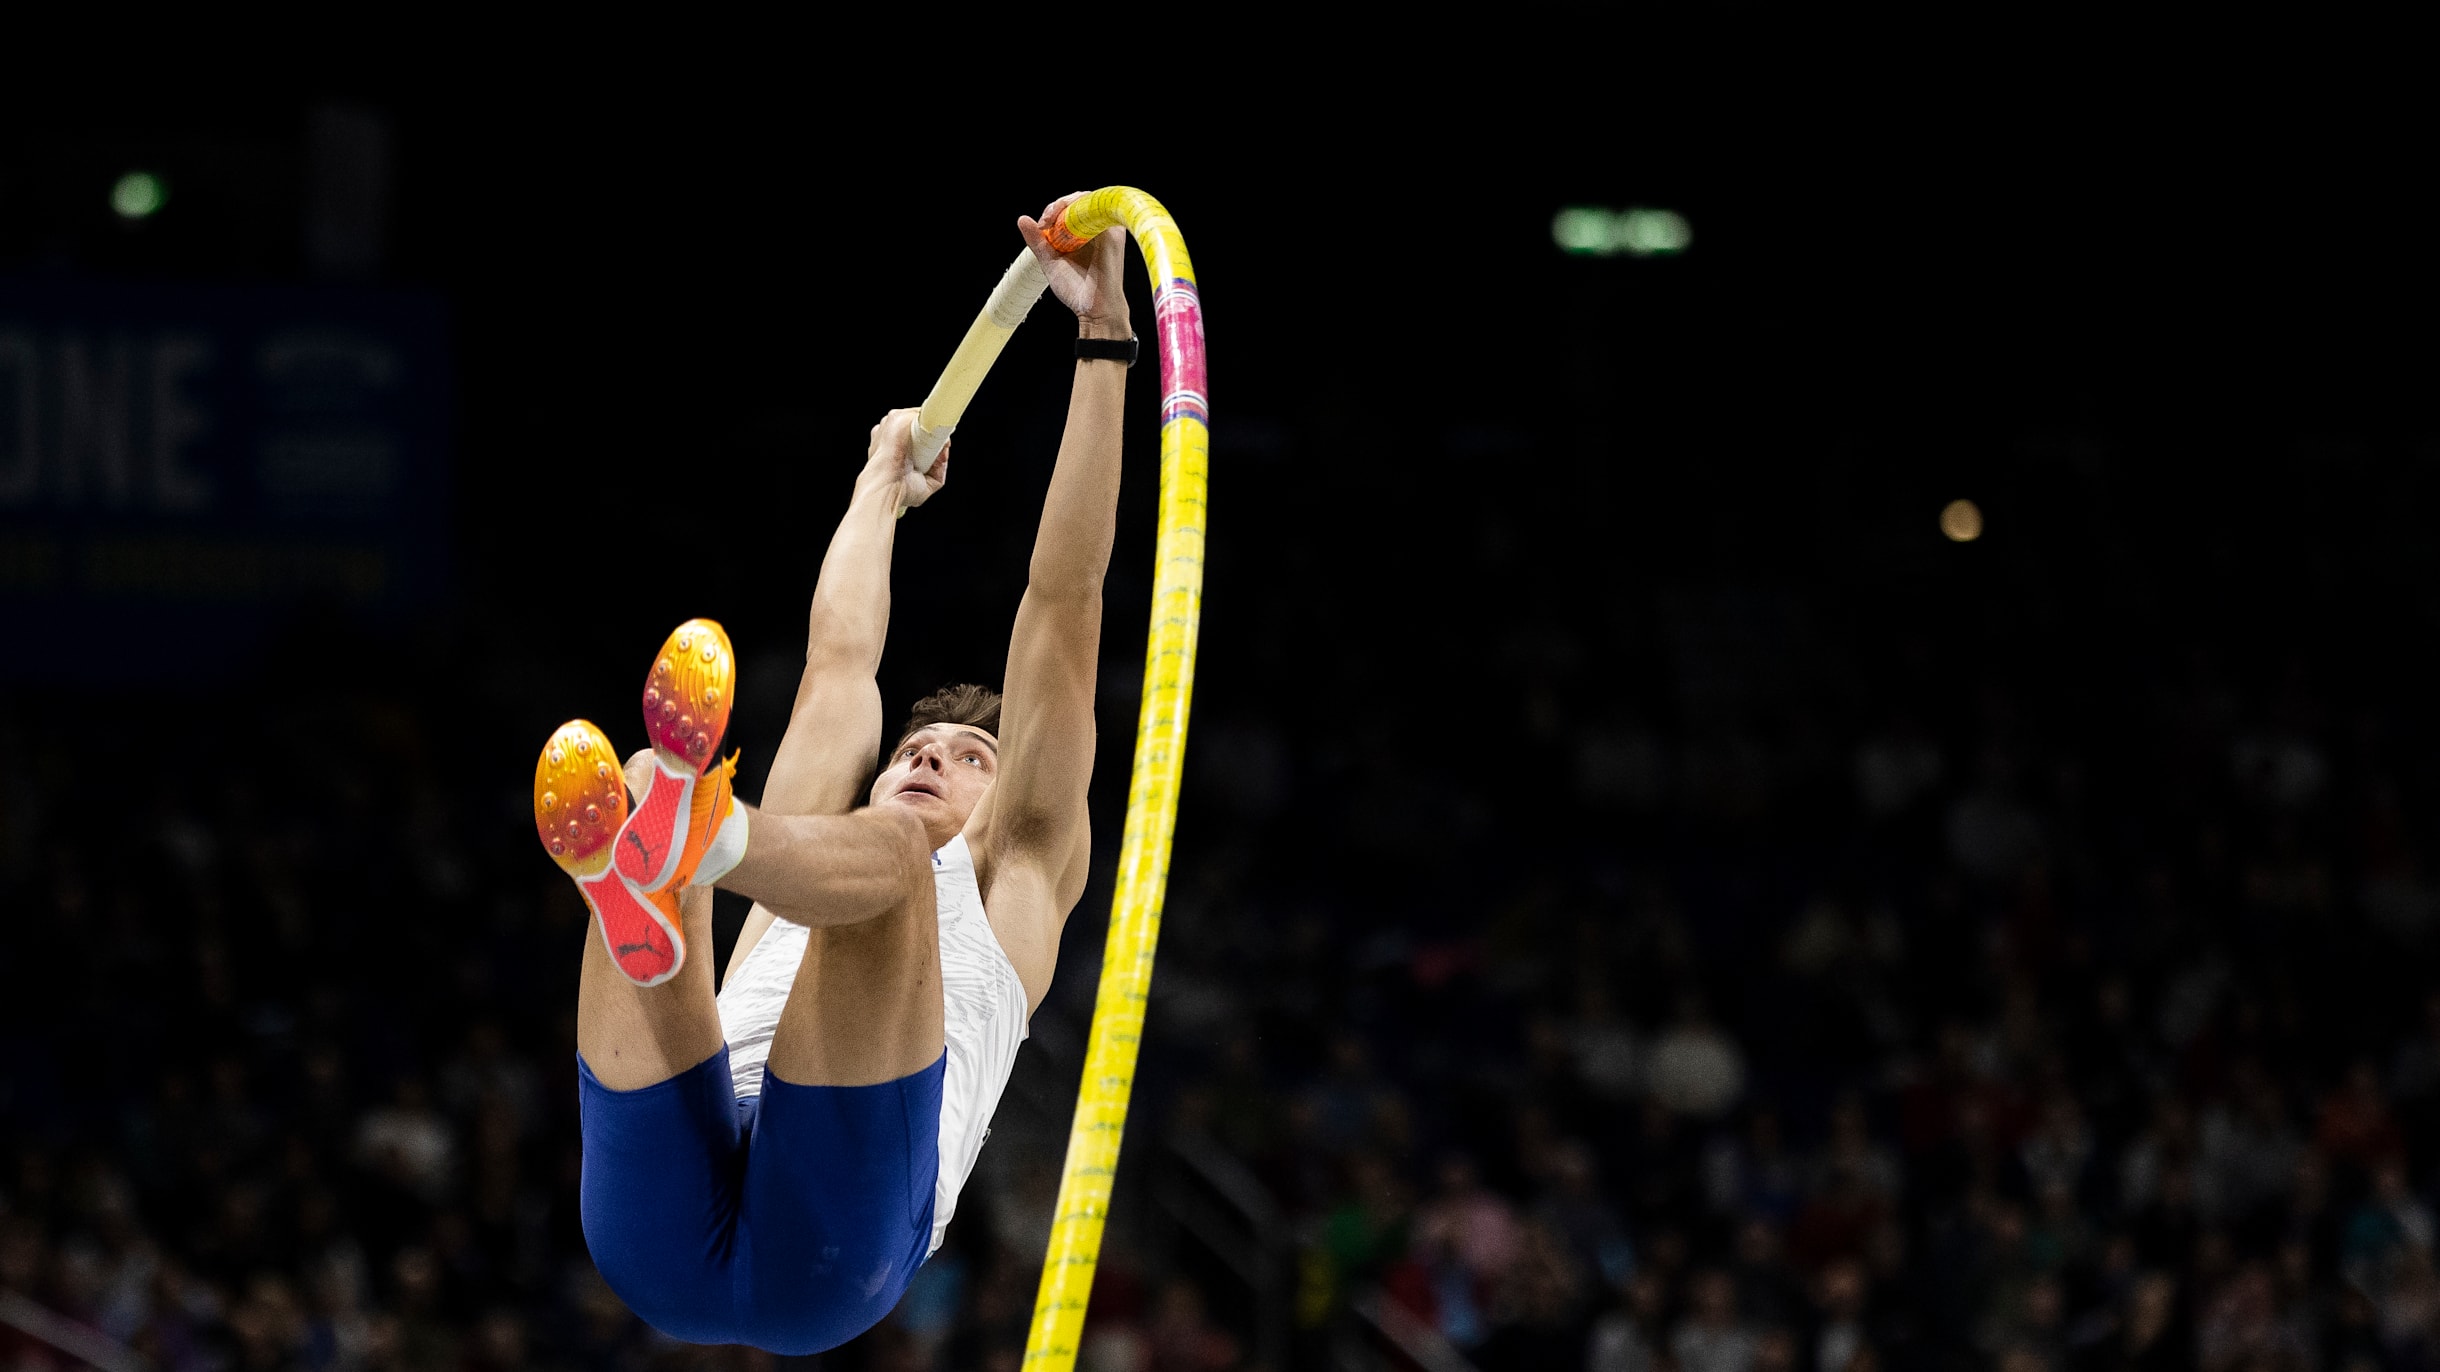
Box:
xmin=528 ymin=194 xmax=1129 ymax=1354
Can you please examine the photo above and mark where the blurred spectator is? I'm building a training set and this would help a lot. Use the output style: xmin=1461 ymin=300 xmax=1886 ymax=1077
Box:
xmin=1674 ymin=1268 xmax=1759 ymax=1372
xmin=1406 ymin=1153 xmax=1515 ymax=1347
xmin=1144 ymin=1277 xmax=1240 ymax=1372
xmin=2316 ymin=1060 xmax=2406 ymax=1172
xmin=2198 ymin=1064 xmax=2302 ymax=1225
xmin=2021 ymin=1092 xmax=2094 ymax=1201
xmin=1571 ymin=976 xmax=1645 ymax=1103
xmin=354 ymin=1078 xmax=455 ymax=1206
xmin=1471 ymin=1220 xmax=1589 ymax=1369
xmin=1944 ymin=752 xmax=2045 ymax=882
xmin=2087 ymin=1271 xmax=2189 ymax=1372
xmin=1706 ymin=1108 xmax=1806 ymax=1225
xmin=1731 ymin=1218 xmax=1802 ymax=1330
xmin=1589 ymin=1269 xmax=1670 ymax=1372
xmin=225 ymin=1272 xmax=307 ymax=1371
xmin=2343 ymin=1157 xmax=2435 ymax=1297
xmin=1647 ymin=996 xmax=1746 ymax=1120
xmin=1854 ymin=718 xmax=1943 ymax=819
xmin=1811 ymin=1258 xmax=1873 ymax=1372
xmin=1537 ymin=1137 xmax=1635 ymax=1286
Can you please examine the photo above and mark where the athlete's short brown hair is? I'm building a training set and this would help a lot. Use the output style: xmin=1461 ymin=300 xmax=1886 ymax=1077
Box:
xmin=895 ymin=683 xmax=1002 ymax=751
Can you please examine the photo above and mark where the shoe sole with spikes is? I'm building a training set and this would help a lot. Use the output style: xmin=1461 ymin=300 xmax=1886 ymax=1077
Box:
xmin=534 ymin=719 xmax=684 ymax=987
xmin=614 ymin=619 xmax=740 ymax=895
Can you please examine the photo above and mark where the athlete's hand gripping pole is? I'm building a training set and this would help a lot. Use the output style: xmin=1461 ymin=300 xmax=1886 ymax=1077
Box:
xmin=909 ymin=250 xmax=1051 ymax=475
xmin=1022 ymin=187 xmax=1209 ymax=1372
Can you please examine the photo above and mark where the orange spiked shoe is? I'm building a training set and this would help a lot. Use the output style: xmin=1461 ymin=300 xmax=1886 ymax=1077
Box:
xmin=534 ymin=719 xmax=684 ymax=987
xmin=614 ymin=619 xmax=745 ymax=894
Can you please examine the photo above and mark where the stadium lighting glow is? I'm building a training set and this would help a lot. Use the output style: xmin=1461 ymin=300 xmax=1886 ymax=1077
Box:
xmin=1941 ymin=499 xmax=1984 ymax=543
xmin=111 ymin=171 xmax=166 ymax=220
xmin=1551 ymin=206 xmax=1692 ymax=258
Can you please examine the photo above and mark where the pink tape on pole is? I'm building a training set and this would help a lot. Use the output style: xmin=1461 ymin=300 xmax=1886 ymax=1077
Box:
xmin=1153 ymin=279 xmax=1207 ymax=427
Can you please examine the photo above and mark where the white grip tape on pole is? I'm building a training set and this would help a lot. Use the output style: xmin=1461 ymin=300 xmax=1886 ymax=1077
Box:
xmin=910 ymin=420 xmax=952 ymax=475
xmin=987 ymin=250 xmax=1050 ymax=329
xmin=910 ymin=249 xmax=1050 ymax=474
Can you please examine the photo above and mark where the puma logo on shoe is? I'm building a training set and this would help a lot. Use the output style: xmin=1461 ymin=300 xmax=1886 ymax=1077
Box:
xmin=575 ymin=867 xmax=684 ymax=986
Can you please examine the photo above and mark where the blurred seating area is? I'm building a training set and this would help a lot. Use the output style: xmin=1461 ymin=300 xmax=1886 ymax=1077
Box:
xmin=5 ymin=611 xmax=2437 ymax=1372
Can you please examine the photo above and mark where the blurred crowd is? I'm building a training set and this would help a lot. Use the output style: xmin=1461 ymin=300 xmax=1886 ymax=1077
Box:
xmin=6 ymin=615 xmax=2440 ymax=1372
xmin=1138 ymin=623 xmax=2440 ymax=1372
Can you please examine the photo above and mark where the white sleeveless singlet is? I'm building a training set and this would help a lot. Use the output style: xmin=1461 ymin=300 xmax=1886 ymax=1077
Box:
xmin=715 ymin=834 xmax=1032 ymax=1256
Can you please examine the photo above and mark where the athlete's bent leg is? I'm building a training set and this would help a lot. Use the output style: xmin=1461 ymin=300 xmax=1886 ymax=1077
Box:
xmin=536 ymin=720 xmax=726 ymax=1092
xmin=741 ymin=515 xmax=950 ymax=1086
xmin=740 ymin=530 xmax=948 ymax=1083
xmin=577 ymin=877 xmax=726 ymax=1092
xmin=712 ymin=805 xmax=930 ymax=930
xmin=768 ymin=879 xmax=946 ymax=1087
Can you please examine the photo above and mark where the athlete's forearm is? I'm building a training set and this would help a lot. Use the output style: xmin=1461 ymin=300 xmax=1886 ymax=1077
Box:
xmin=982 ymin=344 xmax=1126 ymax=857
xmin=719 ymin=804 xmax=930 ymax=928
xmin=803 ymin=467 xmax=906 ymax=675
xmin=1024 ymin=328 xmax=1129 ymax=598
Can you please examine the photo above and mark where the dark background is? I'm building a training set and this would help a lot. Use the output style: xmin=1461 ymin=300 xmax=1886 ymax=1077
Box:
xmin=6 ymin=69 xmax=2440 ymax=1372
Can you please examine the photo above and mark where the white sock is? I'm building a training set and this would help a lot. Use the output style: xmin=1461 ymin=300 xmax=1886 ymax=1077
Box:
xmin=689 ymin=802 xmax=748 ymax=889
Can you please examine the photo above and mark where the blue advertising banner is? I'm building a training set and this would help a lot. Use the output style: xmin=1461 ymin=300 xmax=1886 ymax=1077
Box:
xmin=0 ymin=281 xmax=449 ymax=680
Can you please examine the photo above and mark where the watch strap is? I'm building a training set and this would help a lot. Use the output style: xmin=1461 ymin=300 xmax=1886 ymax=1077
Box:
xmin=1075 ymin=336 xmax=1139 ymax=366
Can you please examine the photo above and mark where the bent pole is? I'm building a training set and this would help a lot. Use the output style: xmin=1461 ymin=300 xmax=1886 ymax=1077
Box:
xmin=1021 ymin=186 xmax=1209 ymax=1371
xmin=910 ymin=250 xmax=1050 ymax=474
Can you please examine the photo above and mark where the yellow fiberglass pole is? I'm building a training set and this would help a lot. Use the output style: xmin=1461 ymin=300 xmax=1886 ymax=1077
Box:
xmin=1022 ymin=186 xmax=1208 ymax=1371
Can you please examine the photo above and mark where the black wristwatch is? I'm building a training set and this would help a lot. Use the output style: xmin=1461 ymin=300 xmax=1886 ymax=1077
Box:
xmin=1075 ymin=336 xmax=1139 ymax=366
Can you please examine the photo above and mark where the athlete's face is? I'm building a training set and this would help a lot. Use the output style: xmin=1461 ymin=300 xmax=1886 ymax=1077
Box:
xmin=871 ymin=724 xmax=998 ymax=850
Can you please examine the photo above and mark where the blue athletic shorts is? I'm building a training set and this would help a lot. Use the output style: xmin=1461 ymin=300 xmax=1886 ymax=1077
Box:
xmin=576 ymin=1046 xmax=945 ymax=1355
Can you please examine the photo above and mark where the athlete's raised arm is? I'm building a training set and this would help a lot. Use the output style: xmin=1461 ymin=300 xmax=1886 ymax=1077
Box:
xmin=969 ymin=193 xmax=1131 ymax=1007
xmin=715 ymin=413 xmax=946 ymax=952
xmin=760 ymin=410 xmax=946 ymax=816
